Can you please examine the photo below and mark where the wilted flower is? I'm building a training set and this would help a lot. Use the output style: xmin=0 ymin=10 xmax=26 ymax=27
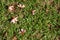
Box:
xmin=19 ymin=29 xmax=26 ymax=35
xmin=11 ymin=16 xmax=18 ymax=23
xmin=32 ymin=10 xmax=36 ymax=15
xmin=17 ymin=4 xmax=25 ymax=8
xmin=12 ymin=36 xmax=17 ymax=40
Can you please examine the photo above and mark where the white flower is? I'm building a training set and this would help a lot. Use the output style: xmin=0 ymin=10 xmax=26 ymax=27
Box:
xmin=17 ymin=4 xmax=25 ymax=8
xmin=19 ymin=29 xmax=26 ymax=35
xmin=21 ymin=29 xmax=26 ymax=32
xmin=11 ymin=17 xmax=18 ymax=23
xmin=8 ymin=5 xmax=14 ymax=12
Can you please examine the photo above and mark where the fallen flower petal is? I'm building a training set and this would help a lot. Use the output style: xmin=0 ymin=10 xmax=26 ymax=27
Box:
xmin=17 ymin=4 xmax=22 ymax=7
xmin=32 ymin=10 xmax=36 ymax=15
xmin=21 ymin=4 xmax=25 ymax=8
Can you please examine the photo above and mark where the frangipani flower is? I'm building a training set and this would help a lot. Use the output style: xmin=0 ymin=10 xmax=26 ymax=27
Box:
xmin=8 ymin=5 xmax=15 ymax=12
xmin=19 ymin=29 xmax=26 ymax=35
xmin=17 ymin=4 xmax=25 ymax=8
xmin=11 ymin=16 xmax=18 ymax=23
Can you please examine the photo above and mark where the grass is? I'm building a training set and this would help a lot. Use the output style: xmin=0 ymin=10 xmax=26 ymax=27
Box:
xmin=0 ymin=0 xmax=60 ymax=40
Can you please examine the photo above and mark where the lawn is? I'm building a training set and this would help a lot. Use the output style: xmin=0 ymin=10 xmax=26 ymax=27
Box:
xmin=0 ymin=0 xmax=60 ymax=40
